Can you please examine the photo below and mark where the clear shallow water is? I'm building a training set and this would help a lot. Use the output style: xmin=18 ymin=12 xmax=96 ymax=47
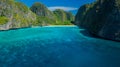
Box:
xmin=0 ymin=26 xmax=120 ymax=67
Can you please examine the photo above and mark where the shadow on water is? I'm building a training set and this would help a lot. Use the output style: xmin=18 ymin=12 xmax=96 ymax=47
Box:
xmin=80 ymin=29 xmax=120 ymax=42
xmin=0 ymin=27 xmax=31 ymax=32
xmin=80 ymin=30 xmax=94 ymax=37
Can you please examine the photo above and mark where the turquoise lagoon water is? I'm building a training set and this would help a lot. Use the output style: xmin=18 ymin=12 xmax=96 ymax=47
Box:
xmin=0 ymin=26 xmax=120 ymax=67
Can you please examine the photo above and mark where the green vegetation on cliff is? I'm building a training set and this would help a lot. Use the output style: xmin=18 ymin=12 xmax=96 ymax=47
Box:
xmin=0 ymin=16 xmax=9 ymax=25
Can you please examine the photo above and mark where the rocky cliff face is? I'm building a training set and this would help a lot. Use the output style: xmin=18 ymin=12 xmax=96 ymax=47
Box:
xmin=75 ymin=0 xmax=120 ymax=41
xmin=30 ymin=2 xmax=56 ymax=26
xmin=0 ymin=0 xmax=37 ymax=30
xmin=30 ymin=2 xmax=54 ymax=19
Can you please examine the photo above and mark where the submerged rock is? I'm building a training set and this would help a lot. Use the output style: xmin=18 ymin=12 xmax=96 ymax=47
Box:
xmin=75 ymin=0 xmax=120 ymax=41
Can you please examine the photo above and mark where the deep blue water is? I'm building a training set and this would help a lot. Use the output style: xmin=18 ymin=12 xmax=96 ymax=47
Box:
xmin=0 ymin=26 xmax=120 ymax=67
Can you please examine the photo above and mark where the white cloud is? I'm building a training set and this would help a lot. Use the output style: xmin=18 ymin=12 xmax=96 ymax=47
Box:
xmin=48 ymin=6 xmax=78 ymax=11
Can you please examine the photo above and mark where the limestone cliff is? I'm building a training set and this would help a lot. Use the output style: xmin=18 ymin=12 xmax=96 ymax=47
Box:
xmin=30 ymin=2 xmax=56 ymax=26
xmin=30 ymin=2 xmax=55 ymax=19
xmin=75 ymin=0 xmax=120 ymax=41
xmin=0 ymin=0 xmax=37 ymax=30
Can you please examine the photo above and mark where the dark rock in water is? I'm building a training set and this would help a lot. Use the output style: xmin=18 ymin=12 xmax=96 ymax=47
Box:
xmin=75 ymin=0 xmax=120 ymax=41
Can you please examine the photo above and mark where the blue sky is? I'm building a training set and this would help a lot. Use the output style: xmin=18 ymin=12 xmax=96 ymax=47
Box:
xmin=19 ymin=0 xmax=95 ymax=14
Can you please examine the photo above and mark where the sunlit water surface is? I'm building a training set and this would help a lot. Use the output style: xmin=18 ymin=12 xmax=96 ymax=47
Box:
xmin=0 ymin=26 xmax=120 ymax=67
